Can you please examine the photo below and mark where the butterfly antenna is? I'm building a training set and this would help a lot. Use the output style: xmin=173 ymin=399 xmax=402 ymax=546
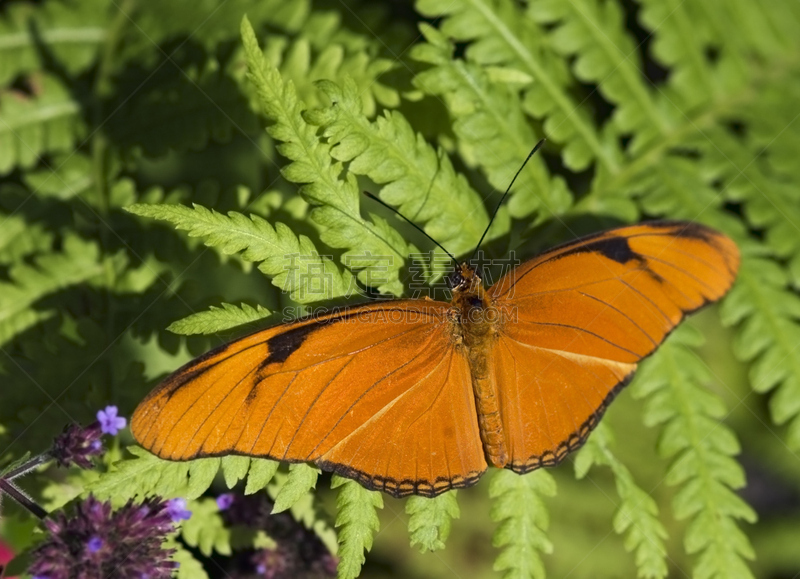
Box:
xmin=362 ymin=191 xmax=459 ymax=268
xmin=470 ymin=138 xmax=546 ymax=261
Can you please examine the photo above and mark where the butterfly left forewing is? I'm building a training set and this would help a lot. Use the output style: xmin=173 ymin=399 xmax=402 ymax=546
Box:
xmin=488 ymin=221 xmax=739 ymax=472
xmin=132 ymin=300 xmax=487 ymax=497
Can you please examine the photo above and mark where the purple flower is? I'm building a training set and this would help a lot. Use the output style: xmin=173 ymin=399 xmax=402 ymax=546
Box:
xmin=28 ymin=495 xmax=180 ymax=579
xmin=97 ymin=406 xmax=127 ymax=435
xmin=252 ymin=545 xmax=291 ymax=579
xmin=166 ymin=498 xmax=191 ymax=522
xmin=216 ymin=493 xmax=235 ymax=511
xmin=223 ymin=493 xmax=336 ymax=578
xmin=50 ymin=422 xmax=104 ymax=469
xmin=87 ymin=536 xmax=103 ymax=553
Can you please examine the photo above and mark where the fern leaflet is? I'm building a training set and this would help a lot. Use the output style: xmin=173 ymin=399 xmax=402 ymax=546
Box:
xmin=633 ymin=327 xmax=756 ymax=578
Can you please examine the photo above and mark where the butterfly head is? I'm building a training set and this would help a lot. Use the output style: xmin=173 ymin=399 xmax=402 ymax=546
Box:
xmin=448 ymin=262 xmax=485 ymax=299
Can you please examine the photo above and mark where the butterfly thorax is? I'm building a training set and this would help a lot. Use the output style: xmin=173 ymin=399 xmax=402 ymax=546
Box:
xmin=450 ymin=263 xmax=508 ymax=468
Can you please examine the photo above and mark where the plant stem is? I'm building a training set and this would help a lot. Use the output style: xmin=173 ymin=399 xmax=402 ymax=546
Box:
xmin=4 ymin=453 xmax=50 ymax=480
xmin=0 ymin=478 xmax=47 ymax=520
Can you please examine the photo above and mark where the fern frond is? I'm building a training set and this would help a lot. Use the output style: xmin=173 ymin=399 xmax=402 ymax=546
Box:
xmin=406 ymin=492 xmax=460 ymax=552
xmin=126 ymin=202 xmax=354 ymax=303
xmin=87 ymin=447 xmax=283 ymax=506
xmin=306 ymin=77 xmax=489 ymax=255
xmin=86 ymin=446 xmax=194 ymax=503
xmin=22 ymin=153 xmax=95 ymax=202
xmin=241 ymin=17 xmax=411 ymax=295
xmin=127 ymin=0 xmax=310 ymax=54
xmin=185 ymin=458 xmax=224 ymax=500
xmin=709 ymin=123 xmax=800 ymax=288
xmin=416 ymin=0 xmax=618 ymax=171
xmin=637 ymin=0 xmax=721 ymax=108
xmin=257 ymin=34 xmax=399 ymax=117
xmin=331 ymin=476 xmax=383 ymax=579
xmin=168 ymin=539 xmax=209 ymax=579
xmin=220 ymin=455 xmax=251 ymax=489
xmin=244 ymin=458 xmax=280 ymax=495
xmin=0 ymin=212 xmax=52 ymax=264
xmin=266 ymin=468 xmax=337 ymax=556
xmin=271 ymin=463 xmax=320 ymax=514
xmin=410 ymin=25 xmax=570 ymax=222
xmin=633 ymin=326 xmax=756 ymax=579
xmin=528 ymin=0 xmax=669 ymax=154
xmin=575 ymin=423 xmax=668 ymax=579
xmin=625 ymin=130 xmax=800 ymax=453
xmin=671 ymin=0 xmax=777 ymax=63
xmin=0 ymin=233 xmax=108 ymax=347
xmin=181 ymin=498 xmax=232 ymax=556
xmin=490 ymin=469 xmax=556 ymax=579
xmin=722 ymin=254 xmax=800 ymax=449
xmin=0 ymin=75 xmax=84 ymax=175
xmin=167 ymin=302 xmax=271 ymax=335
xmin=0 ymin=0 xmax=107 ymax=84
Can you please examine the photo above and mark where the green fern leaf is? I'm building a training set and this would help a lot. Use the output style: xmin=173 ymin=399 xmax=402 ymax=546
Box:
xmin=186 ymin=458 xmax=222 ymax=500
xmin=221 ymin=456 xmax=251 ymax=489
xmin=721 ymin=254 xmax=800 ymax=449
xmin=167 ymin=302 xmax=271 ymax=335
xmin=575 ymin=423 xmax=668 ymax=579
xmin=86 ymin=446 xmax=190 ymax=503
xmin=331 ymin=475 xmax=383 ymax=579
xmin=528 ymin=0 xmax=669 ymax=154
xmin=126 ymin=202 xmax=354 ymax=303
xmin=0 ymin=213 xmax=52 ymax=264
xmin=22 ymin=154 xmax=95 ymax=202
xmin=306 ymin=77 xmax=489 ymax=256
xmin=168 ymin=539 xmax=209 ymax=579
xmin=709 ymin=130 xmax=800 ymax=288
xmin=633 ymin=326 xmax=756 ymax=578
xmin=490 ymin=469 xmax=556 ymax=579
xmin=411 ymin=25 xmax=570 ymax=222
xmin=241 ymin=16 xmax=411 ymax=295
xmin=627 ymin=146 xmax=800 ymax=454
xmin=406 ymin=491 xmax=460 ymax=552
xmin=244 ymin=459 xmax=280 ymax=495
xmin=416 ymin=0 xmax=618 ymax=172
xmin=127 ymin=0 xmax=310 ymax=55
xmin=254 ymin=33 xmax=399 ymax=117
xmin=0 ymin=74 xmax=84 ymax=175
xmin=181 ymin=498 xmax=232 ymax=556
xmin=0 ymin=0 xmax=107 ymax=84
xmin=0 ymin=233 xmax=109 ymax=347
xmin=271 ymin=463 xmax=319 ymax=514
xmin=637 ymin=0 xmax=718 ymax=107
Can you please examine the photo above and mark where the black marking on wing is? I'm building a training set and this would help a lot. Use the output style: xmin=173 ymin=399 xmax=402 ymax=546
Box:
xmin=561 ymin=236 xmax=641 ymax=265
xmin=263 ymin=322 xmax=329 ymax=366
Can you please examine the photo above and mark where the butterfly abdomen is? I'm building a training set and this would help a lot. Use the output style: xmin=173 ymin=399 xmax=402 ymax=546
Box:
xmin=471 ymin=367 xmax=508 ymax=467
xmin=463 ymin=321 xmax=508 ymax=467
xmin=456 ymin=278 xmax=509 ymax=468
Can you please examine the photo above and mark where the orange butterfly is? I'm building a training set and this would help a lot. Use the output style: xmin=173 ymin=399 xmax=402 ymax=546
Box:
xmin=132 ymin=217 xmax=738 ymax=497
